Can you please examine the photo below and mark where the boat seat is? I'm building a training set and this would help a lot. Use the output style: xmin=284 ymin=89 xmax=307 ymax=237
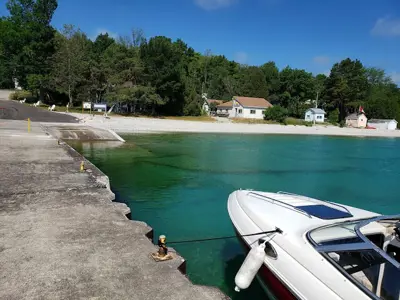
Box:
xmin=353 ymin=271 xmax=374 ymax=292
xmin=328 ymin=252 xmax=375 ymax=292
xmin=331 ymin=251 xmax=381 ymax=294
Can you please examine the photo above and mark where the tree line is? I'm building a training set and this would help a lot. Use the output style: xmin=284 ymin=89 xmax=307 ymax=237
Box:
xmin=1 ymin=0 xmax=399 ymax=122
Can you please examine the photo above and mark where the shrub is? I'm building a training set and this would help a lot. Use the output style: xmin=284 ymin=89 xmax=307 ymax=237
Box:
xmin=328 ymin=109 xmax=339 ymax=124
xmin=264 ymin=105 xmax=288 ymax=123
xmin=283 ymin=117 xmax=313 ymax=126
xmin=9 ymin=90 xmax=32 ymax=101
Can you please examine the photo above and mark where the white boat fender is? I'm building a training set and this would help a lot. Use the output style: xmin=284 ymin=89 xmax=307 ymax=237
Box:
xmin=234 ymin=241 xmax=267 ymax=292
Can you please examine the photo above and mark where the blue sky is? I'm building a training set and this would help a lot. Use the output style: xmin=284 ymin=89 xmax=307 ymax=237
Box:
xmin=1 ymin=0 xmax=400 ymax=82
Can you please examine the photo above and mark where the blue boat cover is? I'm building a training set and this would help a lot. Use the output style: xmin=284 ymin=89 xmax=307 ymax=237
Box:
xmin=297 ymin=204 xmax=353 ymax=220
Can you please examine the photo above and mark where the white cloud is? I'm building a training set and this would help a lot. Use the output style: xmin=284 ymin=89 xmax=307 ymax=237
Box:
xmin=371 ymin=17 xmax=400 ymax=37
xmin=90 ymin=28 xmax=118 ymax=41
xmin=233 ymin=52 xmax=248 ymax=64
xmin=194 ymin=0 xmax=237 ymax=10
xmin=313 ymin=55 xmax=330 ymax=65
xmin=390 ymin=72 xmax=400 ymax=84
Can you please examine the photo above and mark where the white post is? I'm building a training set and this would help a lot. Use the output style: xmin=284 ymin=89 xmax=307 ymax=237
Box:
xmin=313 ymin=92 xmax=319 ymax=126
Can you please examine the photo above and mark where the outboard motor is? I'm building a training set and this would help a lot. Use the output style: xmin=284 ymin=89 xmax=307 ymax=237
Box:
xmin=234 ymin=242 xmax=267 ymax=292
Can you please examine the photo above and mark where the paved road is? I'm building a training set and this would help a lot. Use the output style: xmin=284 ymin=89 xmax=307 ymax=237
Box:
xmin=0 ymin=99 xmax=78 ymax=123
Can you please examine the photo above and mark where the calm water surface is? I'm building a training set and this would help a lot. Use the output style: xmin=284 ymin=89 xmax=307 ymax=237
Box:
xmin=71 ymin=134 xmax=400 ymax=299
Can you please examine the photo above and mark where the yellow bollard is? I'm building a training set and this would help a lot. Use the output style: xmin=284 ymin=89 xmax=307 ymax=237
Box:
xmin=158 ymin=235 xmax=168 ymax=257
xmin=80 ymin=161 xmax=85 ymax=172
xmin=150 ymin=234 xmax=173 ymax=262
xmin=27 ymin=118 xmax=31 ymax=133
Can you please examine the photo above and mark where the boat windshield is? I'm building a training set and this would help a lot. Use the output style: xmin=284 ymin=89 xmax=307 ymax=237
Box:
xmin=308 ymin=215 xmax=400 ymax=300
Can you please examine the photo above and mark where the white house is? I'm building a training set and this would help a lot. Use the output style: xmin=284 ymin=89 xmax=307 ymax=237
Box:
xmin=13 ymin=77 xmax=22 ymax=90
xmin=368 ymin=119 xmax=398 ymax=130
xmin=305 ymin=108 xmax=326 ymax=123
xmin=230 ymin=96 xmax=273 ymax=120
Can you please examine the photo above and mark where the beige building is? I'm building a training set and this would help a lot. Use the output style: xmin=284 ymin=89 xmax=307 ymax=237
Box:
xmin=345 ymin=113 xmax=368 ymax=128
xmin=216 ymin=101 xmax=233 ymax=117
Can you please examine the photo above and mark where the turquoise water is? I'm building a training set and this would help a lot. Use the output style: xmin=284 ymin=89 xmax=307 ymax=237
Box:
xmin=71 ymin=134 xmax=400 ymax=299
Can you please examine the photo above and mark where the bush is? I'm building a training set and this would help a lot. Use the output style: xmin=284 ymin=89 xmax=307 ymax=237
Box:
xmin=283 ymin=118 xmax=313 ymax=127
xmin=9 ymin=90 xmax=32 ymax=101
xmin=264 ymin=105 xmax=288 ymax=123
xmin=284 ymin=117 xmax=312 ymax=126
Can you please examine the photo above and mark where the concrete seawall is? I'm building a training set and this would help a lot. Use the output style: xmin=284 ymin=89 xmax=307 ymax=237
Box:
xmin=0 ymin=120 xmax=228 ymax=300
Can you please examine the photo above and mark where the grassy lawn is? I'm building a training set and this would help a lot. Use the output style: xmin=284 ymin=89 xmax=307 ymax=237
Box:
xmin=284 ymin=118 xmax=336 ymax=127
xmin=231 ymin=118 xmax=278 ymax=124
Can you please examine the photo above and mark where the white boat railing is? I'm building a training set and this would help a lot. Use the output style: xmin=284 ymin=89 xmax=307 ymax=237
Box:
xmin=277 ymin=191 xmax=352 ymax=215
xmin=247 ymin=191 xmax=313 ymax=218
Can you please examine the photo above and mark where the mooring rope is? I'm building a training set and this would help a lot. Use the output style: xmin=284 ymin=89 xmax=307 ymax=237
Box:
xmin=166 ymin=227 xmax=283 ymax=245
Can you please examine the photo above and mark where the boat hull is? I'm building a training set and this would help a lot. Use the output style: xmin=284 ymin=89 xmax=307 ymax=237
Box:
xmin=234 ymin=228 xmax=298 ymax=300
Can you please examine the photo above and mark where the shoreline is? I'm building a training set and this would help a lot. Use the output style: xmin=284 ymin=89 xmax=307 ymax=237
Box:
xmin=64 ymin=112 xmax=400 ymax=138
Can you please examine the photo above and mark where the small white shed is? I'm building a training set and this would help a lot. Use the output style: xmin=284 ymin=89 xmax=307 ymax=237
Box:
xmin=368 ymin=119 xmax=398 ymax=131
xmin=305 ymin=108 xmax=326 ymax=123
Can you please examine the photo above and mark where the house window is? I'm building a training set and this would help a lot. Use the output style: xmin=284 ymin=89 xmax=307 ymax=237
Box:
xmin=360 ymin=119 xmax=363 ymax=121
xmin=306 ymin=114 xmax=310 ymax=118
xmin=317 ymin=116 xmax=322 ymax=119
xmin=250 ymin=110 xmax=256 ymax=114
xmin=239 ymin=109 xmax=243 ymax=114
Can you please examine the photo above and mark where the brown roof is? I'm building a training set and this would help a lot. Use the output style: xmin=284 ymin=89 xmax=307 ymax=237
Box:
xmin=217 ymin=101 xmax=233 ymax=108
xmin=234 ymin=96 xmax=273 ymax=108
xmin=207 ymin=99 xmax=223 ymax=105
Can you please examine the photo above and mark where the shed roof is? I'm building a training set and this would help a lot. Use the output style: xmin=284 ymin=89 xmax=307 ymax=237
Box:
xmin=368 ymin=119 xmax=398 ymax=124
xmin=233 ymin=96 xmax=273 ymax=108
xmin=307 ymin=108 xmax=326 ymax=114
xmin=345 ymin=113 xmax=366 ymax=120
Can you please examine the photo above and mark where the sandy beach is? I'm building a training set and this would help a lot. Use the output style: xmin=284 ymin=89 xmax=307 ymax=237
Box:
xmin=64 ymin=112 xmax=400 ymax=138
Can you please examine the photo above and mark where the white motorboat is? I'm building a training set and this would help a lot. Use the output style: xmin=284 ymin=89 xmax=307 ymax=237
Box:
xmin=228 ymin=190 xmax=400 ymax=300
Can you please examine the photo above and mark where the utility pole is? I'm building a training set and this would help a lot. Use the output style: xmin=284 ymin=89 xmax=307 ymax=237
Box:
xmin=313 ymin=91 xmax=319 ymax=126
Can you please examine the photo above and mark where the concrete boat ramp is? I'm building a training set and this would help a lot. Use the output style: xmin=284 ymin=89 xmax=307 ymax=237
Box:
xmin=0 ymin=119 xmax=227 ymax=299
xmin=42 ymin=123 xmax=126 ymax=142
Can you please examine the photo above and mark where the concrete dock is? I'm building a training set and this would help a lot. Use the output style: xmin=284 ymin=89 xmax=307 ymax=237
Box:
xmin=0 ymin=105 xmax=227 ymax=298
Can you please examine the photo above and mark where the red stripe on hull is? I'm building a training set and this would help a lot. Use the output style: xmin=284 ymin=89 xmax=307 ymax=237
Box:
xmin=235 ymin=229 xmax=297 ymax=300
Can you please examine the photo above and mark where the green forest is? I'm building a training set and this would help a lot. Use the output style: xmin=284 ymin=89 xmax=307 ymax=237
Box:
xmin=1 ymin=0 xmax=399 ymax=122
